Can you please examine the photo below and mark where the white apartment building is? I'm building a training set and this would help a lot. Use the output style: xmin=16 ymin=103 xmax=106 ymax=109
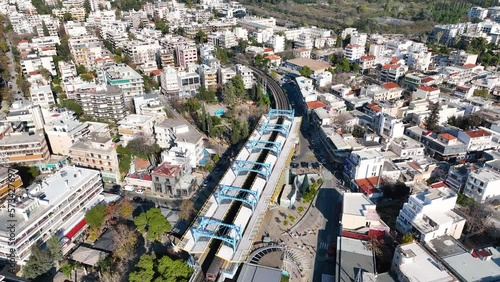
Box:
xmin=103 ymin=64 xmax=144 ymax=103
xmin=413 ymin=86 xmax=441 ymax=103
xmin=155 ymin=119 xmax=205 ymax=168
xmin=380 ymin=63 xmax=408 ymax=82
xmin=457 ymin=129 xmax=492 ymax=152
xmin=176 ymin=46 xmax=198 ymax=68
xmin=344 ymin=149 xmax=384 ymax=180
xmin=29 ymin=85 xmax=55 ymax=108
xmin=396 ymin=188 xmax=465 ymax=242
xmin=391 ymin=243 xmax=455 ymax=282
xmin=361 ymin=82 xmax=402 ymax=101
xmin=177 ymin=71 xmax=201 ymax=97
xmin=464 ymin=168 xmax=500 ymax=203
xmin=270 ymin=35 xmax=285 ymax=53
xmin=389 ymin=137 xmax=425 ymax=159
xmin=342 ymin=193 xmax=385 ymax=230
xmin=0 ymin=166 xmax=103 ymax=264
xmin=44 ymin=113 xmax=91 ymax=155
xmin=234 ymin=64 xmax=254 ymax=89
xmin=344 ymin=44 xmax=364 ymax=62
xmin=448 ymin=50 xmax=478 ymax=66
xmin=118 ymin=114 xmax=155 ymax=146
xmin=376 ymin=114 xmax=405 ymax=139
xmin=5 ymin=100 xmax=46 ymax=131
xmin=208 ymin=30 xmax=238 ymax=48
xmin=20 ymin=55 xmax=57 ymax=76
xmin=69 ymin=131 xmax=120 ymax=184
xmin=218 ymin=67 xmax=237 ymax=85
xmin=350 ymin=33 xmax=367 ymax=47
xmin=468 ymin=6 xmax=488 ymax=20
xmin=58 ymin=61 xmax=78 ymax=79
xmin=123 ymin=40 xmax=160 ymax=67
xmin=198 ymin=65 xmax=218 ymax=89
xmin=294 ymin=33 xmax=314 ymax=50
xmin=406 ymin=50 xmax=432 ymax=72
xmin=160 ymin=66 xmax=180 ymax=96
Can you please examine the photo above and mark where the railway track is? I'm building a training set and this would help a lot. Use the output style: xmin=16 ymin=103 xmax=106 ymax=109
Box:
xmin=196 ymin=66 xmax=290 ymax=282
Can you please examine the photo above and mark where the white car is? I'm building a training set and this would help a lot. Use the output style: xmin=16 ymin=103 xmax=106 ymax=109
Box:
xmin=136 ymin=189 xmax=144 ymax=194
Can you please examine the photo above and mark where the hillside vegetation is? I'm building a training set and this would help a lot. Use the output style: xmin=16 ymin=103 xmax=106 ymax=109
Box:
xmin=240 ymin=0 xmax=498 ymax=34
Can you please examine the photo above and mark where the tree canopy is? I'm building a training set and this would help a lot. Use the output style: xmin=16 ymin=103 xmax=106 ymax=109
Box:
xmin=85 ymin=204 xmax=106 ymax=229
xmin=129 ymin=253 xmax=193 ymax=282
xmin=58 ymin=99 xmax=84 ymax=116
xmin=23 ymin=245 xmax=52 ymax=279
xmin=299 ymin=66 xmax=312 ymax=77
xmin=424 ymin=102 xmax=440 ymax=132
xmin=133 ymin=208 xmax=172 ymax=242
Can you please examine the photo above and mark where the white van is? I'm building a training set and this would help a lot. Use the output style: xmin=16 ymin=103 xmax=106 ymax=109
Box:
xmin=123 ymin=185 xmax=135 ymax=192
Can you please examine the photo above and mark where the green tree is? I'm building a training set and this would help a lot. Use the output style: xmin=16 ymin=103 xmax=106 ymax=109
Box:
xmin=155 ymin=21 xmax=170 ymax=34
xmin=230 ymin=120 xmax=241 ymax=144
xmin=231 ymin=75 xmax=246 ymax=98
xmin=473 ymin=89 xmax=491 ymax=99
xmin=299 ymin=66 xmax=312 ymax=77
xmin=60 ymin=261 xmax=73 ymax=278
xmin=23 ymin=245 xmax=52 ymax=279
xmin=85 ymin=204 xmax=106 ymax=229
xmin=129 ymin=254 xmax=155 ymax=282
xmin=41 ymin=20 xmax=50 ymax=36
xmin=76 ymin=64 xmax=87 ymax=75
xmin=424 ymin=102 xmax=440 ymax=131
xmin=401 ymin=233 xmax=414 ymax=244
xmin=156 ymin=255 xmax=193 ymax=281
xmin=174 ymin=27 xmax=186 ymax=36
xmin=59 ymin=99 xmax=84 ymax=116
xmin=133 ymin=208 xmax=172 ymax=242
xmin=352 ymin=125 xmax=365 ymax=138
xmin=185 ymin=98 xmax=201 ymax=112
xmin=63 ymin=12 xmax=72 ymax=22
xmin=83 ymin=0 xmax=91 ymax=15
xmin=215 ymin=46 xmax=229 ymax=65
xmin=46 ymin=236 xmax=63 ymax=262
xmin=223 ymin=83 xmax=236 ymax=106
xmin=196 ymin=85 xmax=216 ymax=102
xmin=195 ymin=30 xmax=207 ymax=44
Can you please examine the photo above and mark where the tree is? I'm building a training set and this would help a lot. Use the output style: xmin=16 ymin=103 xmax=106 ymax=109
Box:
xmin=352 ymin=125 xmax=365 ymax=138
xmin=155 ymin=21 xmax=169 ymax=34
xmin=23 ymin=245 xmax=52 ymax=279
xmin=434 ymin=31 xmax=443 ymax=44
xmin=85 ymin=204 xmax=106 ymax=229
xmin=41 ymin=20 xmax=50 ymax=36
xmin=76 ymin=64 xmax=87 ymax=75
xmin=401 ymin=234 xmax=414 ymax=244
xmin=366 ymin=236 xmax=383 ymax=256
xmin=299 ymin=66 xmax=312 ymax=77
xmin=118 ymin=199 xmax=134 ymax=218
xmin=83 ymin=0 xmax=91 ymax=15
xmin=156 ymin=255 xmax=193 ymax=281
xmin=223 ymin=83 xmax=236 ymax=106
xmin=133 ymin=208 xmax=172 ymax=242
xmin=231 ymin=75 xmax=246 ymax=98
xmin=178 ymin=199 xmax=195 ymax=221
xmin=230 ymin=120 xmax=242 ymax=144
xmin=473 ymin=89 xmax=491 ymax=99
xmin=59 ymin=99 xmax=84 ymax=116
xmin=174 ymin=27 xmax=186 ymax=36
xmin=196 ymin=85 xmax=216 ymax=103
xmin=461 ymin=202 xmax=491 ymax=235
xmin=46 ymin=236 xmax=63 ymax=262
xmin=215 ymin=46 xmax=229 ymax=65
xmin=113 ymin=223 xmax=138 ymax=261
xmin=195 ymin=30 xmax=207 ymax=44
xmin=424 ymin=102 xmax=440 ymax=131
xmin=39 ymin=68 xmax=51 ymax=80
xmin=129 ymin=254 xmax=155 ymax=282
xmin=63 ymin=12 xmax=72 ymax=22
xmin=60 ymin=261 xmax=73 ymax=278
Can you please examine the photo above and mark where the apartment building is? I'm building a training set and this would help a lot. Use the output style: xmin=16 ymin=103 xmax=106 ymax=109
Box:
xmin=103 ymin=64 xmax=144 ymax=103
xmin=68 ymin=36 xmax=106 ymax=70
xmin=58 ymin=61 xmax=78 ymax=79
xmin=155 ymin=119 xmax=204 ymax=168
xmin=29 ymin=85 xmax=55 ymax=108
xmin=44 ymin=112 xmax=91 ymax=155
xmin=53 ymin=7 xmax=86 ymax=21
xmin=448 ymin=50 xmax=478 ymax=66
xmin=234 ymin=64 xmax=254 ymax=89
xmin=151 ymin=162 xmax=196 ymax=198
xmin=122 ymin=40 xmax=161 ymax=66
xmin=380 ymin=63 xmax=408 ymax=82
xmin=160 ymin=66 xmax=180 ymax=96
xmin=207 ymin=30 xmax=237 ymax=48
xmin=20 ymin=55 xmax=57 ymax=76
xmin=412 ymin=86 xmax=440 ymax=103
xmin=0 ymin=166 xmax=103 ymax=264
xmin=361 ymin=82 xmax=402 ymax=101
xmin=359 ymin=55 xmax=376 ymax=71
xmin=218 ymin=67 xmax=237 ymax=85
xmin=464 ymin=168 xmax=500 ymax=203
xmin=5 ymin=100 xmax=46 ymax=131
xmin=396 ymin=187 xmax=465 ymax=242
xmin=0 ymin=131 xmax=50 ymax=165
xmin=69 ymin=131 xmax=120 ymax=184
xmin=176 ymin=46 xmax=198 ymax=68
xmin=342 ymin=193 xmax=386 ymax=231
xmin=292 ymin=48 xmax=311 ymax=59
xmin=344 ymin=44 xmax=364 ymax=62
xmin=440 ymin=65 xmax=474 ymax=85
xmin=457 ymin=129 xmax=492 ymax=152
xmin=391 ymin=243 xmax=455 ymax=282
xmin=0 ymin=167 xmax=23 ymax=200
xmin=76 ymin=84 xmax=126 ymax=121
xmin=452 ymin=85 xmax=475 ymax=99
xmin=118 ymin=114 xmax=155 ymax=146
xmin=344 ymin=149 xmax=384 ymax=180
xmin=177 ymin=71 xmax=201 ymax=97
xmin=389 ymin=137 xmax=425 ymax=160
xmin=420 ymin=132 xmax=468 ymax=161
xmin=198 ymin=65 xmax=218 ymax=89
xmin=468 ymin=6 xmax=489 ymax=20
xmin=294 ymin=33 xmax=313 ymax=50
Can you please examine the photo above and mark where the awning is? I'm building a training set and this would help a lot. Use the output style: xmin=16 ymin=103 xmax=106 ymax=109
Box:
xmin=65 ymin=218 xmax=87 ymax=239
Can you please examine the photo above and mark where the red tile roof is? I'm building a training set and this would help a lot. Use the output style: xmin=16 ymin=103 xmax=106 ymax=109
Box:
xmin=429 ymin=181 xmax=448 ymax=189
xmin=265 ymin=54 xmax=281 ymax=61
xmin=381 ymin=64 xmax=398 ymax=70
xmin=456 ymin=85 xmax=470 ymax=91
xmin=360 ymin=55 xmax=376 ymax=60
xmin=19 ymin=40 xmax=29 ymax=44
xmin=418 ymin=85 xmax=439 ymax=92
xmin=151 ymin=69 xmax=162 ymax=76
xmin=127 ymin=173 xmax=152 ymax=181
xmin=382 ymin=82 xmax=400 ymax=90
xmin=356 ymin=177 xmax=380 ymax=195
xmin=263 ymin=48 xmax=273 ymax=53
xmin=465 ymin=129 xmax=491 ymax=138
xmin=367 ymin=103 xmax=382 ymax=112
xmin=134 ymin=157 xmax=150 ymax=171
xmin=421 ymin=77 xmax=435 ymax=83
xmin=438 ymin=133 xmax=457 ymax=141
xmin=462 ymin=64 xmax=476 ymax=68
xmin=390 ymin=57 xmax=401 ymax=64
xmin=346 ymin=44 xmax=362 ymax=48
xmin=306 ymin=101 xmax=327 ymax=110
xmin=408 ymin=161 xmax=421 ymax=171
xmin=152 ymin=162 xmax=182 ymax=178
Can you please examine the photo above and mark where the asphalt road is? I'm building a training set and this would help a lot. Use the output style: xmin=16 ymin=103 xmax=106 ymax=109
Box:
xmin=0 ymin=37 xmax=20 ymax=118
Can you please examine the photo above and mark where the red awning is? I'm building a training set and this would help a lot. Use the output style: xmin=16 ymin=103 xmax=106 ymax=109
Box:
xmin=65 ymin=218 xmax=87 ymax=239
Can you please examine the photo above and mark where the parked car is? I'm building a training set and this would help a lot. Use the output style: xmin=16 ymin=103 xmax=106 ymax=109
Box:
xmin=136 ymin=189 xmax=144 ymax=194
xmin=133 ymin=197 xmax=144 ymax=203
xmin=291 ymin=163 xmax=299 ymax=168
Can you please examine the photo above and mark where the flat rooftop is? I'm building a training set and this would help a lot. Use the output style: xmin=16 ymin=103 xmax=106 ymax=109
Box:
xmin=343 ymin=193 xmax=374 ymax=216
xmin=286 ymin=58 xmax=331 ymax=72
xmin=0 ymin=131 xmax=45 ymax=145
xmin=236 ymin=264 xmax=282 ymax=282
xmin=156 ymin=118 xmax=202 ymax=144
xmin=336 ymin=237 xmax=374 ymax=282
xmin=0 ymin=166 xmax=100 ymax=235
xmin=118 ymin=114 xmax=153 ymax=125
xmin=397 ymin=243 xmax=454 ymax=282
